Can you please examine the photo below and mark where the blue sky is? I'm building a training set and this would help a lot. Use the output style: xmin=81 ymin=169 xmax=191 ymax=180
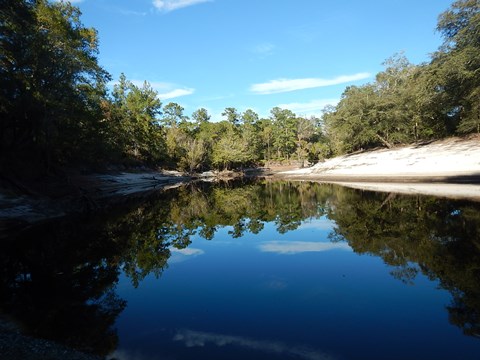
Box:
xmin=70 ymin=0 xmax=454 ymax=121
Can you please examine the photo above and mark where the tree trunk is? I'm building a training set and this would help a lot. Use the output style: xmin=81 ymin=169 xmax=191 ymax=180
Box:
xmin=376 ymin=134 xmax=393 ymax=148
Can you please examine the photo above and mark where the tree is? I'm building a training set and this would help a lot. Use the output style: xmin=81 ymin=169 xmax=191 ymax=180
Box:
xmin=222 ymin=107 xmax=240 ymax=126
xmin=295 ymin=117 xmax=316 ymax=163
xmin=0 ymin=0 xmax=111 ymax=170
xmin=323 ymin=54 xmax=420 ymax=154
xmin=192 ymin=108 xmax=210 ymax=126
xmin=165 ymin=126 xmax=188 ymax=166
xmin=241 ymin=109 xmax=259 ymax=125
xmin=110 ymin=75 xmax=164 ymax=163
xmin=258 ymin=118 xmax=274 ymax=161
xmin=211 ymin=123 xmax=250 ymax=169
xmin=434 ymin=0 xmax=480 ymax=134
xmin=240 ymin=109 xmax=261 ymax=163
xmin=179 ymin=138 xmax=207 ymax=173
xmin=372 ymin=53 xmax=417 ymax=145
xmin=323 ymin=85 xmax=378 ymax=154
xmin=162 ymin=102 xmax=188 ymax=127
xmin=270 ymin=107 xmax=297 ymax=160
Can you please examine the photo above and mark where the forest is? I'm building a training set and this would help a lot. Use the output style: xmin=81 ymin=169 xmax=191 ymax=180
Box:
xmin=1 ymin=0 xmax=479 ymax=176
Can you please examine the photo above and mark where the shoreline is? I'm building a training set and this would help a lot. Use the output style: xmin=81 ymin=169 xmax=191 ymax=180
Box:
xmin=2 ymin=135 xmax=480 ymax=226
xmin=277 ymin=178 xmax=480 ymax=202
xmin=275 ymin=135 xmax=480 ymax=200
xmin=274 ymin=172 xmax=480 ymax=184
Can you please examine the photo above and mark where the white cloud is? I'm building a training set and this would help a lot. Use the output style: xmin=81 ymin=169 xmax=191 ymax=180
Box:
xmin=116 ymin=79 xmax=195 ymax=100
xmin=250 ymin=72 xmax=371 ymax=95
xmin=153 ymin=0 xmax=211 ymax=12
xmin=259 ymin=241 xmax=351 ymax=255
xmin=277 ymin=98 xmax=339 ymax=116
xmin=173 ymin=329 xmax=335 ymax=360
xmin=251 ymin=43 xmax=275 ymax=57
xmin=158 ymin=88 xmax=195 ymax=100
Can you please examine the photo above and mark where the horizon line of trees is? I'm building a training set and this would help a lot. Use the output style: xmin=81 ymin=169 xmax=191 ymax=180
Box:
xmin=1 ymin=0 xmax=479 ymax=176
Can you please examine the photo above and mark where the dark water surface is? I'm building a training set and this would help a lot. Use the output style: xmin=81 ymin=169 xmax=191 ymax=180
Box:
xmin=1 ymin=180 xmax=480 ymax=359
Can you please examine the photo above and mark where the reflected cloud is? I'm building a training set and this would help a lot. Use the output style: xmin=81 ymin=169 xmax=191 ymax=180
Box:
xmin=173 ymin=329 xmax=335 ymax=360
xmin=259 ymin=241 xmax=351 ymax=255
xmin=169 ymin=247 xmax=204 ymax=263
xmin=110 ymin=349 xmax=160 ymax=360
xmin=298 ymin=218 xmax=336 ymax=231
xmin=264 ymin=279 xmax=288 ymax=290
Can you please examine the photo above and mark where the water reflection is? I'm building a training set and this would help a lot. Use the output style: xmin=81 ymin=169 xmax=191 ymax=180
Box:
xmin=258 ymin=240 xmax=351 ymax=254
xmin=172 ymin=329 xmax=335 ymax=360
xmin=326 ymin=189 xmax=480 ymax=338
xmin=0 ymin=217 xmax=126 ymax=355
xmin=1 ymin=180 xmax=480 ymax=357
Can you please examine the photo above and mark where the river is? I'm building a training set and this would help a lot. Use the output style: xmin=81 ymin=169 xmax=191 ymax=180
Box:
xmin=1 ymin=180 xmax=479 ymax=359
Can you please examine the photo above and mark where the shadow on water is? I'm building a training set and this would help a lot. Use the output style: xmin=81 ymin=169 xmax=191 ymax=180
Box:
xmin=1 ymin=179 xmax=480 ymax=355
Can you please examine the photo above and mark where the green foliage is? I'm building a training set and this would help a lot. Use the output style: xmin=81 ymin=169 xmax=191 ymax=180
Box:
xmin=270 ymin=107 xmax=298 ymax=159
xmin=211 ymin=122 xmax=251 ymax=169
xmin=192 ymin=107 xmax=210 ymax=125
xmin=179 ymin=138 xmax=207 ymax=173
xmin=108 ymin=74 xmax=165 ymax=164
xmin=0 ymin=0 xmax=110 ymax=170
xmin=222 ymin=107 xmax=240 ymax=125
xmin=434 ymin=0 xmax=480 ymax=134
xmin=324 ymin=54 xmax=420 ymax=154
xmin=162 ymin=102 xmax=188 ymax=127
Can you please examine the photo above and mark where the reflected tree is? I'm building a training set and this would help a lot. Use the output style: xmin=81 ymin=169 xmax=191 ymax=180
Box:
xmin=0 ymin=218 xmax=126 ymax=355
xmin=327 ymin=188 xmax=480 ymax=338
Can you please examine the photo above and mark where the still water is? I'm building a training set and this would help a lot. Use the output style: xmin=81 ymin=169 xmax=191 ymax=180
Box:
xmin=1 ymin=180 xmax=480 ymax=359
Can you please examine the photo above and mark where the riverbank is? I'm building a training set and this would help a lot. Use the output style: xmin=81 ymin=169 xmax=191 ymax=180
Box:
xmin=0 ymin=170 xmax=188 ymax=230
xmin=0 ymin=167 xmax=274 ymax=231
xmin=0 ymin=315 xmax=102 ymax=360
xmin=276 ymin=135 xmax=480 ymax=200
xmin=2 ymin=135 xmax=480 ymax=226
xmin=279 ymin=135 xmax=480 ymax=181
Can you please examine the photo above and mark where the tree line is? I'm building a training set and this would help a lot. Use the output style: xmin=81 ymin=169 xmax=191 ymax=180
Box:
xmin=1 ymin=0 xmax=479 ymax=176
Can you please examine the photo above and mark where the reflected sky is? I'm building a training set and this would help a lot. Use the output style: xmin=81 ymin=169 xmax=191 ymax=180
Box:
xmin=258 ymin=240 xmax=351 ymax=254
xmin=114 ymin=210 xmax=480 ymax=360
xmin=168 ymin=247 xmax=205 ymax=264
xmin=172 ymin=329 xmax=335 ymax=360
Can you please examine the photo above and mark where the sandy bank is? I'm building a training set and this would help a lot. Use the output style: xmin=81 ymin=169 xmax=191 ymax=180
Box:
xmin=278 ymin=136 xmax=480 ymax=200
xmin=0 ymin=170 xmax=189 ymax=230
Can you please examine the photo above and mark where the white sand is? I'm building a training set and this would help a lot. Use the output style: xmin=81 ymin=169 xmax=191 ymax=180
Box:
xmin=280 ymin=136 xmax=480 ymax=200
xmin=284 ymin=136 xmax=480 ymax=178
